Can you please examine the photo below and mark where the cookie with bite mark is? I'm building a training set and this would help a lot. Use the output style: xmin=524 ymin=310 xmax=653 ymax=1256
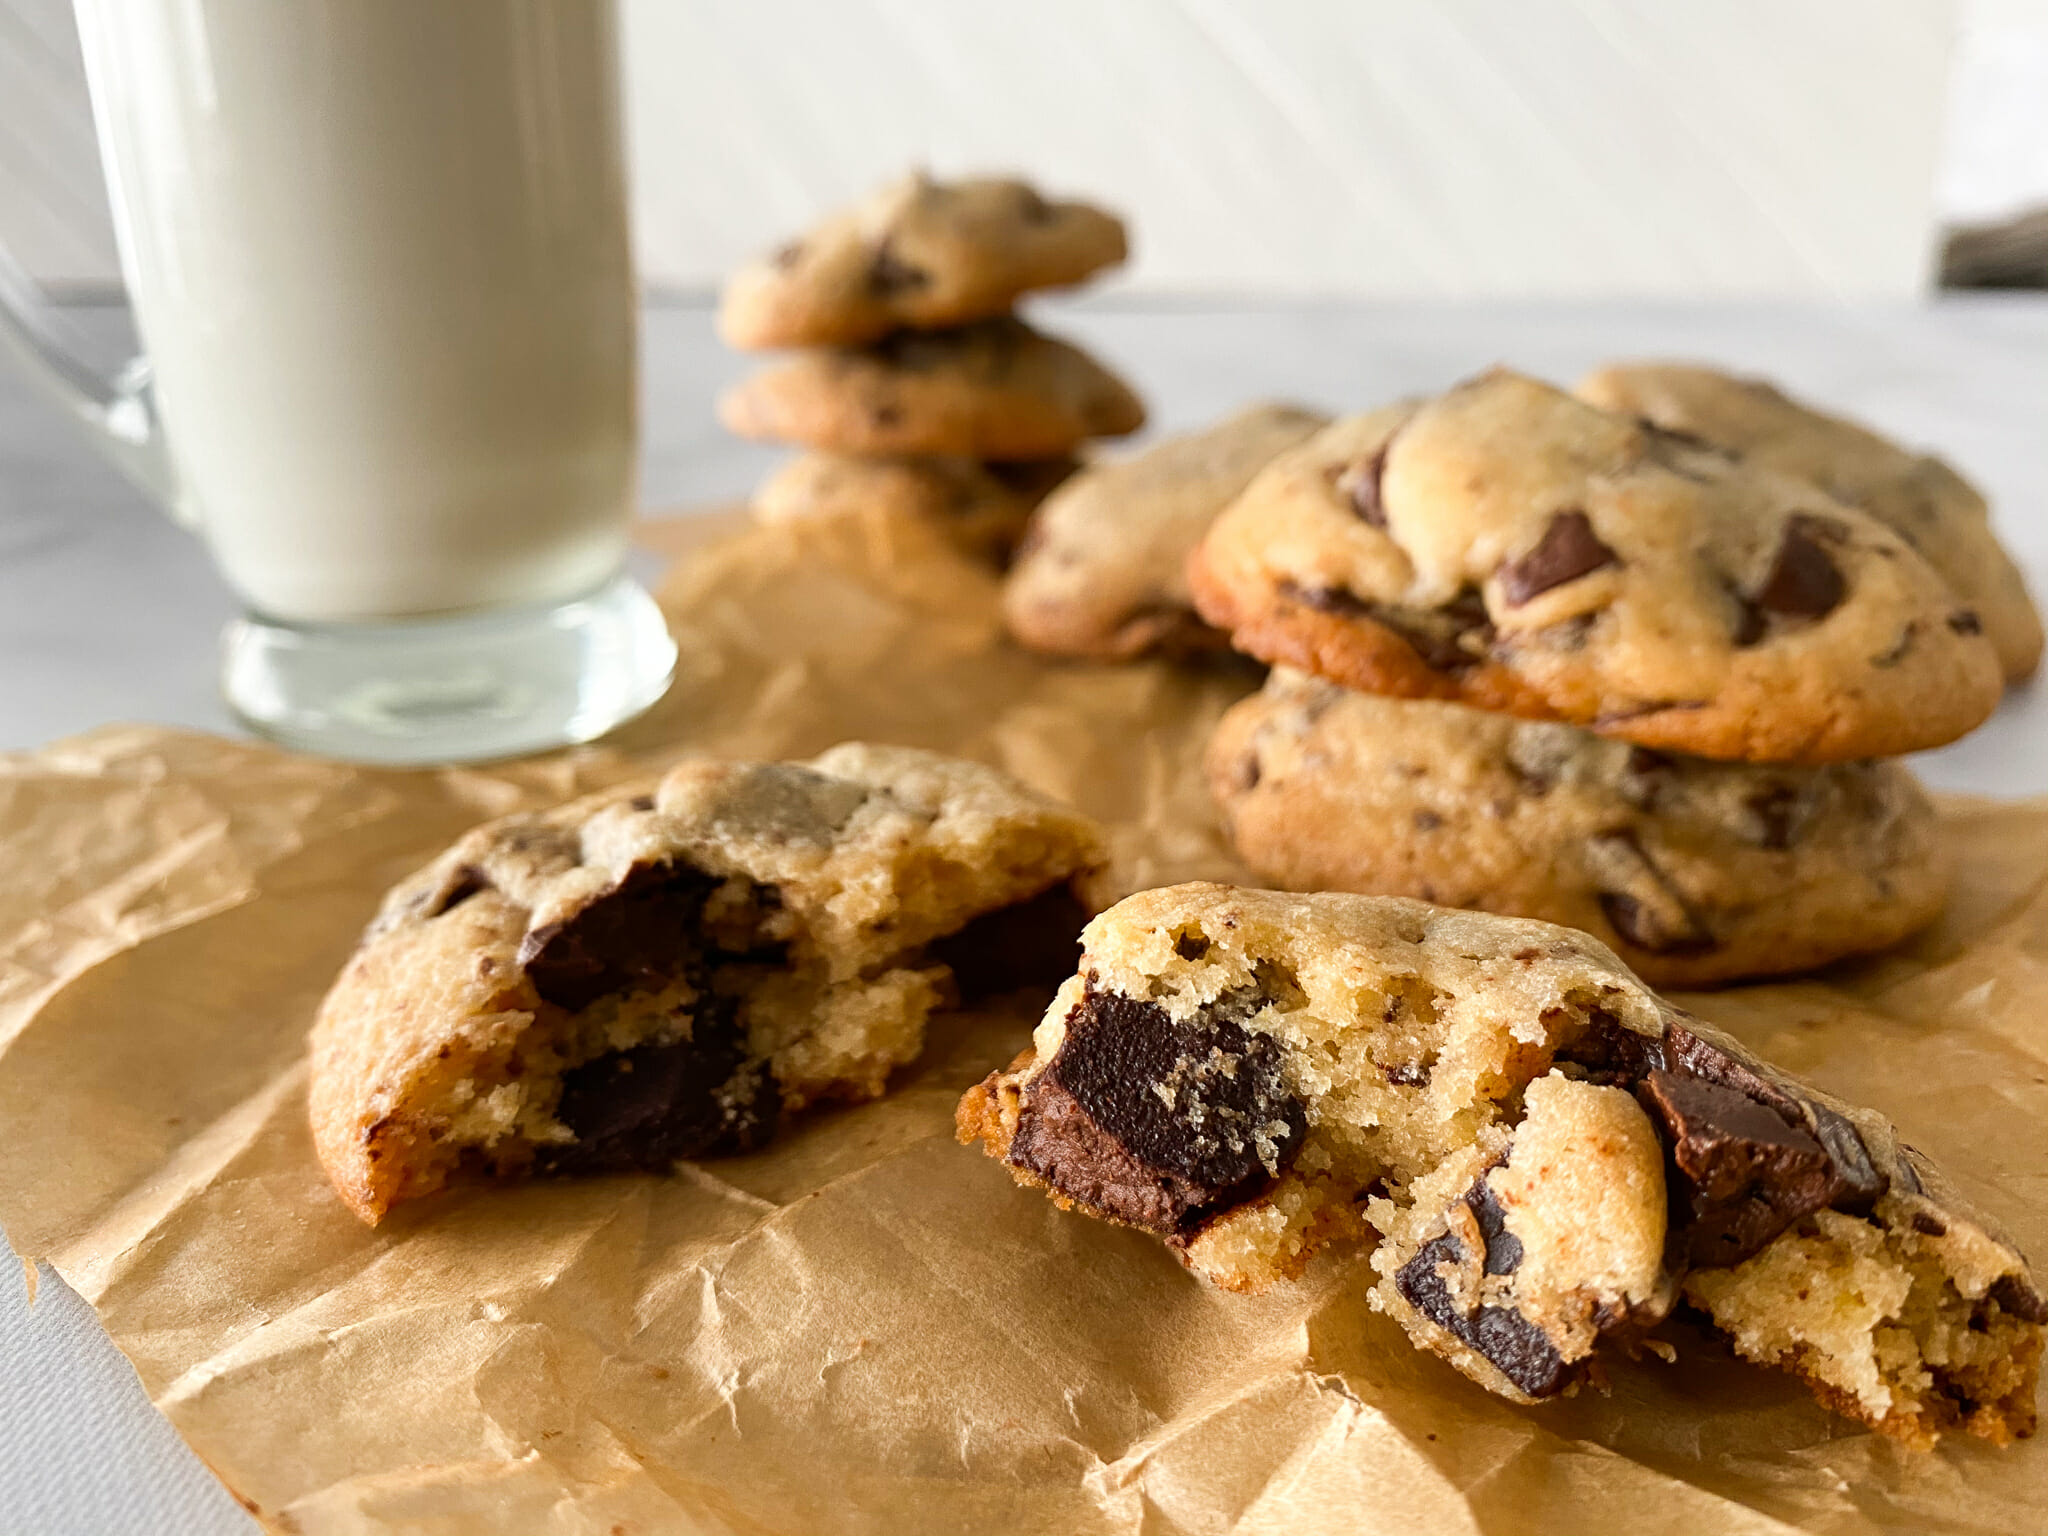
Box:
xmin=311 ymin=744 xmax=1103 ymax=1223
xmin=959 ymin=884 xmax=2043 ymax=1447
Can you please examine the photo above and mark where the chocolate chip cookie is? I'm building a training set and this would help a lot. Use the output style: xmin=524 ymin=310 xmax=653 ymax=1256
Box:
xmin=1208 ymin=669 xmax=1948 ymax=986
xmin=311 ymin=744 xmax=1103 ymax=1224
xmin=1002 ymin=403 xmax=1330 ymax=660
xmin=719 ymin=172 xmax=1128 ymax=351
xmin=752 ymin=451 xmax=1077 ymax=566
xmin=958 ymin=885 xmax=2043 ymax=1447
xmin=1578 ymin=362 xmax=2042 ymax=682
xmin=1188 ymin=371 xmax=2005 ymax=764
xmin=719 ymin=316 xmax=1146 ymax=460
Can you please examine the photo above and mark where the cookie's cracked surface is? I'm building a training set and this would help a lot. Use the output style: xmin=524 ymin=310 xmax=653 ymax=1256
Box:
xmin=1187 ymin=371 xmax=2005 ymax=763
xmin=311 ymin=744 xmax=1103 ymax=1223
xmin=958 ymin=885 xmax=2042 ymax=1447
xmin=1578 ymin=361 xmax=2042 ymax=682
xmin=719 ymin=172 xmax=1127 ymax=350
xmin=1207 ymin=669 xmax=1949 ymax=986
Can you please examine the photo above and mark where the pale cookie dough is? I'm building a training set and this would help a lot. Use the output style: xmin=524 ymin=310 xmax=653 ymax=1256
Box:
xmin=1578 ymin=361 xmax=2042 ymax=682
xmin=719 ymin=171 xmax=1128 ymax=350
xmin=1188 ymin=371 xmax=2004 ymax=764
xmin=1208 ymin=669 xmax=1949 ymax=986
xmin=312 ymin=744 xmax=1104 ymax=1224
xmin=1003 ymin=402 xmax=1329 ymax=660
xmin=959 ymin=885 xmax=2043 ymax=1447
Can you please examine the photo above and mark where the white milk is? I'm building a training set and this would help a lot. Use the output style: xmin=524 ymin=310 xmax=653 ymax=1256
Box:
xmin=73 ymin=0 xmax=636 ymax=622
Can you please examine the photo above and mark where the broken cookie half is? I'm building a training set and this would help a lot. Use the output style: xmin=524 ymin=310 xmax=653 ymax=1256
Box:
xmin=957 ymin=884 xmax=2043 ymax=1447
xmin=312 ymin=744 xmax=1103 ymax=1224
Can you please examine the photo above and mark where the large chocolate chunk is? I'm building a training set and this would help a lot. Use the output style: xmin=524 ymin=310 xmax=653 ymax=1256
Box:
xmin=1497 ymin=512 xmax=1620 ymax=606
xmin=1638 ymin=1069 xmax=1839 ymax=1267
xmin=538 ymin=1011 xmax=780 ymax=1175
xmin=1008 ymin=989 xmax=1307 ymax=1233
xmin=928 ymin=883 xmax=1090 ymax=1000
xmin=519 ymin=863 xmax=720 ymax=1012
xmin=1753 ymin=516 xmax=1847 ymax=623
xmin=1396 ymin=1177 xmax=1569 ymax=1397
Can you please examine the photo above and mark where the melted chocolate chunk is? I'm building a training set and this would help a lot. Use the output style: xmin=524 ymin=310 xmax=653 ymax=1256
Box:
xmin=1345 ymin=448 xmax=1389 ymax=527
xmin=1991 ymin=1274 xmax=2048 ymax=1326
xmin=1562 ymin=1012 xmax=1897 ymax=1270
xmin=1637 ymin=1069 xmax=1839 ymax=1267
xmin=1276 ymin=580 xmax=1496 ymax=673
xmin=1730 ymin=590 xmax=1768 ymax=647
xmin=1008 ymin=989 xmax=1307 ymax=1233
xmin=867 ymin=242 xmax=931 ymax=295
xmin=1281 ymin=579 xmax=1372 ymax=618
xmin=518 ymin=863 xmax=720 ymax=1012
xmin=1754 ymin=516 xmax=1847 ymax=622
xmin=1587 ymin=831 xmax=1716 ymax=956
xmin=1395 ymin=1177 xmax=1569 ymax=1397
xmin=928 ymin=884 xmax=1090 ymax=1000
xmin=1804 ymin=1104 xmax=1887 ymax=1213
xmin=1497 ymin=511 xmax=1619 ymax=606
xmin=1948 ymin=609 xmax=1984 ymax=636
xmin=1743 ymin=784 xmax=1804 ymax=850
xmin=538 ymin=1012 xmax=779 ymax=1175
xmin=425 ymin=864 xmax=490 ymax=919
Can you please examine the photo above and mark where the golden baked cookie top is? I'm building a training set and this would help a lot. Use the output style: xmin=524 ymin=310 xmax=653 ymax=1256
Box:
xmin=1189 ymin=370 xmax=2005 ymax=763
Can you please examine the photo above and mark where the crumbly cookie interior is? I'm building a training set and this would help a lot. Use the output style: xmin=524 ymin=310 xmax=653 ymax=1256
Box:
xmin=964 ymin=889 xmax=2041 ymax=1445
xmin=381 ymin=863 xmax=1085 ymax=1208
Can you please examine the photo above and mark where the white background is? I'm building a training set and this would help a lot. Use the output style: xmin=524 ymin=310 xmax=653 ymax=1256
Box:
xmin=4 ymin=0 xmax=2048 ymax=299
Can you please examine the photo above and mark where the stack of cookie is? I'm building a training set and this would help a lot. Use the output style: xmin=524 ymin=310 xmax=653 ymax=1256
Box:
xmin=1192 ymin=367 xmax=2039 ymax=986
xmin=718 ymin=172 xmax=1145 ymax=565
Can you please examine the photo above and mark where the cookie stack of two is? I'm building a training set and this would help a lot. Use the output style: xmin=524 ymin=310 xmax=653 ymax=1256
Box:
xmin=1191 ymin=367 xmax=2043 ymax=987
xmin=717 ymin=173 xmax=1146 ymax=565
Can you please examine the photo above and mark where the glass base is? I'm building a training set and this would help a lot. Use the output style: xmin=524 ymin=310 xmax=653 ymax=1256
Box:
xmin=221 ymin=575 xmax=678 ymax=766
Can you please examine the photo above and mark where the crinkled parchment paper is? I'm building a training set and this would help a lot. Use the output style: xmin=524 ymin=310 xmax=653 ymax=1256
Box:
xmin=1 ymin=507 xmax=2043 ymax=1535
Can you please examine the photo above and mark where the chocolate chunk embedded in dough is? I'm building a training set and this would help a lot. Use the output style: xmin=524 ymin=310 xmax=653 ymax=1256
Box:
xmin=1586 ymin=830 xmax=1716 ymax=956
xmin=518 ymin=863 xmax=721 ymax=1012
xmin=537 ymin=1017 xmax=780 ymax=1175
xmin=1342 ymin=447 xmax=1389 ymax=527
xmin=1395 ymin=1176 xmax=1570 ymax=1397
xmin=1497 ymin=511 xmax=1620 ymax=606
xmin=928 ymin=883 xmax=1091 ymax=999
xmin=1637 ymin=1069 xmax=1839 ymax=1267
xmin=1007 ymin=988 xmax=1307 ymax=1232
xmin=1755 ymin=516 xmax=1847 ymax=622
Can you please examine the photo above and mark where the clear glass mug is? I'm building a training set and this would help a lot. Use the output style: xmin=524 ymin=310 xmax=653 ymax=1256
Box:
xmin=0 ymin=0 xmax=676 ymax=765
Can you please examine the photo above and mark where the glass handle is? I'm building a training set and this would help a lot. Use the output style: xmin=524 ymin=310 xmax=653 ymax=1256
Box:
xmin=0 ymin=240 xmax=189 ymax=524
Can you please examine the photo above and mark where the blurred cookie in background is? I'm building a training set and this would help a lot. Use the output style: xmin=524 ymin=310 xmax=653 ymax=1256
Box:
xmin=1003 ymin=402 xmax=1329 ymax=661
xmin=720 ymin=172 xmax=1128 ymax=351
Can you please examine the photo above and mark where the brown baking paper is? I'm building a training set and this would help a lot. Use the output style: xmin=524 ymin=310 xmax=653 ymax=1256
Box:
xmin=2 ymin=506 xmax=2045 ymax=1536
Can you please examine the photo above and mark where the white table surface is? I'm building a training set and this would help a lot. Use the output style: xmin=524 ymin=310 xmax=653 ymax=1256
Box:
xmin=3 ymin=296 xmax=2047 ymax=1533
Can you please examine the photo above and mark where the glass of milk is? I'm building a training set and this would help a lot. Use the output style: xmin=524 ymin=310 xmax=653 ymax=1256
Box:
xmin=0 ymin=0 xmax=675 ymax=764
